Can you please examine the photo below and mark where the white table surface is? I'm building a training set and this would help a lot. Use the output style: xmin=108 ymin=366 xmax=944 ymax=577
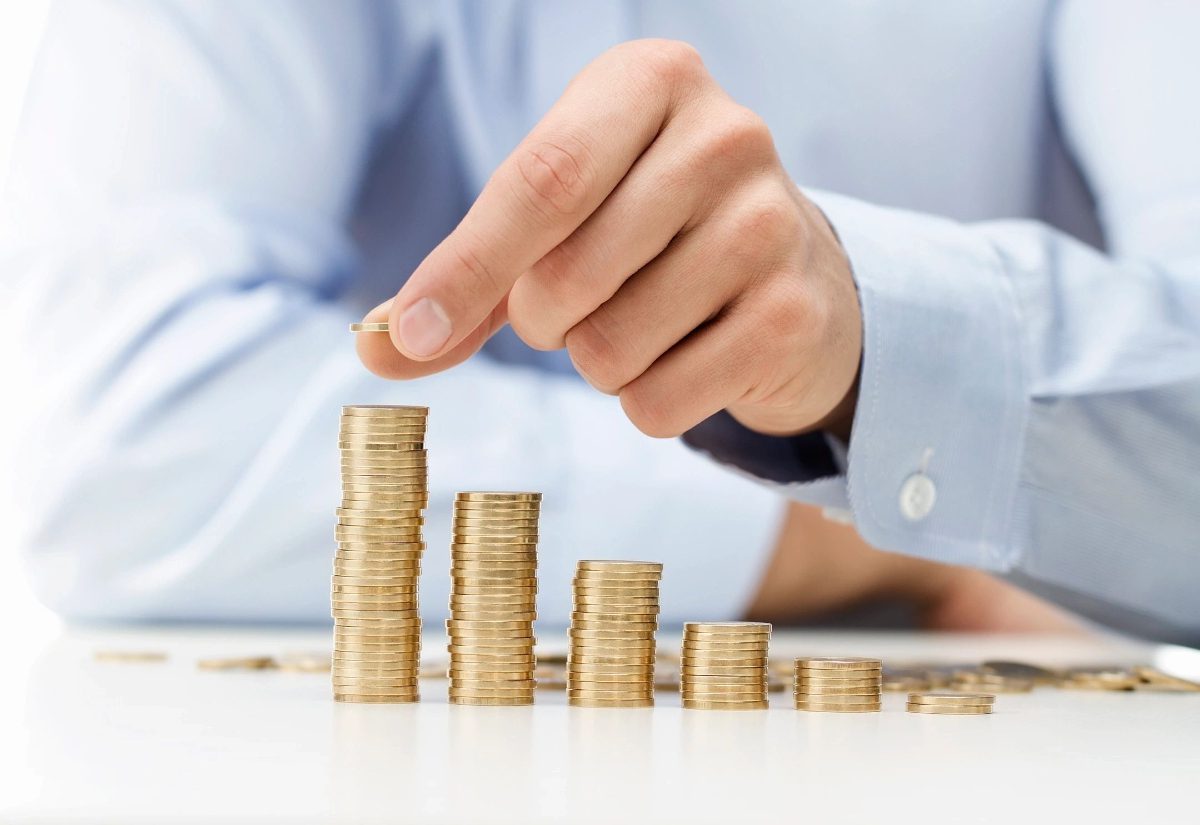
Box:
xmin=3 ymin=625 xmax=1198 ymax=824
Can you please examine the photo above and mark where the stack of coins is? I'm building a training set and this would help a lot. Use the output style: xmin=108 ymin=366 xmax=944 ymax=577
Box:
xmin=567 ymin=561 xmax=663 ymax=708
xmin=906 ymin=691 xmax=995 ymax=715
xmin=680 ymin=622 xmax=771 ymax=710
xmin=794 ymin=657 xmax=883 ymax=712
xmin=331 ymin=405 xmax=428 ymax=703
xmin=447 ymin=492 xmax=541 ymax=706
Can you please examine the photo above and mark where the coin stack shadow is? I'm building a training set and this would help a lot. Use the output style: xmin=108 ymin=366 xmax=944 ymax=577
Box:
xmin=794 ymin=657 xmax=883 ymax=712
xmin=567 ymin=561 xmax=663 ymax=708
xmin=447 ymin=492 xmax=542 ymax=706
xmin=680 ymin=622 xmax=771 ymax=710
xmin=906 ymin=691 xmax=995 ymax=715
xmin=331 ymin=405 xmax=429 ymax=703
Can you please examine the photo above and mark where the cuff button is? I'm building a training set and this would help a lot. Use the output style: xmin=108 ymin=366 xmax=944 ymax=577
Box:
xmin=899 ymin=473 xmax=936 ymax=521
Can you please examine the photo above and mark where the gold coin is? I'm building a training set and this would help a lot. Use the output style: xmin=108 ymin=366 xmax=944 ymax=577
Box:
xmin=333 ymin=648 xmax=422 ymax=659
xmin=568 ymin=628 xmax=658 ymax=640
xmin=682 ymin=666 xmax=767 ymax=677
xmin=684 ymin=621 xmax=771 ymax=634
xmin=572 ymin=597 xmax=659 ymax=609
xmin=339 ymin=455 xmax=429 ymax=468
xmin=573 ymin=570 xmax=661 ymax=582
xmin=571 ymin=587 xmax=661 ymax=599
xmin=446 ymin=666 xmax=533 ymax=678
xmin=451 ymin=576 xmax=538 ymax=588
xmin=452 ymin=536 xmax=539 ymax=548
xmin=681 ymin=699 xmax=769 ymax=710
xmin=571 ymin=620 xmax=657 ymax=633
xmin=569 ymin=697 xmax=654 ymax=708
xmin=336 ymin=517 xmax=424 ymax=530
xmin=335 ymin=694 xmax=419 ymax=704
xmin=906 ymin=703 xmax=992 ymax=715
xmin=577 ymin=561 xmax=663 ymax=574
xmin=907 ymin=691 xmax=995 ymax=705
xmin=349 ymin=322 xmax=391 ymax=332
xmin=452 ymin=501 xmax=541 ymax=513
xmin=567 ymin=686 xmax=656 ymax=698
xmin=453 ymin=583 xmax=538 ymax=595
xmin=793 ymin=690 xmax=880 ymax=701
xmin=446 ymin=640 xmax=535 ymax=652
xmin=93 ymin=650 xmax=168 ymax=663
xmin=448 ymin=678 xmax=537 ymax=689
xmin=569 ymin=654 xmax=657 ymax=666
xmin=448 ymin=696 xmax=533 ymax=706
xmin=680 ymin=653 xmax=767 ymax=666
xmin=682 ymin=640 xmax=769 ymax=651
xmin=796 ymin=685 xmax=883 ymax=697
xmin=333 ymin=583 xmax=419 ymax=594
xmin=333 ymin=597 xmax=418 ymax=609
xmin=572 ymin=608 xmax=659 ymax=620
xmin=197 ymin=656 xmax=277 ymax=671
xmin=341 ymin=481 xmax=427 ymax=493
xmin=796 ymin=702 xmax=881 ymax=713
xmin=456 ymin=491 xmax=541 ymax=502
xmin=341 ymin=404 xmax=428 ymax=416
xmin=332 ymin=569 xmax=421 ymax=582
xmin=446 ymin=619 xmax=532 ymax=631
xmin=452 ymin=515 xmax=539 ymax=526
xmin=338 ymin=442 xmax=425 ymax=452
xmin=568 ymin=661 xmax=657 ymax=673
xmin=794 ymin=657 xmax=882 ymax=671
xmin=331 ymin=675 xmax=420 ymax=686
xmin=568 ymin=640 xmax=657 ymax=653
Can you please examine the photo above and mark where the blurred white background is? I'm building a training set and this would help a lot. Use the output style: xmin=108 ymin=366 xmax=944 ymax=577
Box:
xmin=1 ymin=1 xmax=58 ymax=643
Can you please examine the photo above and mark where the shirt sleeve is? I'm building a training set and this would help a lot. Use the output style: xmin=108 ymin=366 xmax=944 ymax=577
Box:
xmin=0 ymin=0 xmax=782 ymax=624
xmin=685 ymin=0 xmax=1200 ymax=636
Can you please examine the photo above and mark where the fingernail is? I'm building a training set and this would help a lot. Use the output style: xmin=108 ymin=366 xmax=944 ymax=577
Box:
xmin=397 ymin=297 xmax=452 ymax=358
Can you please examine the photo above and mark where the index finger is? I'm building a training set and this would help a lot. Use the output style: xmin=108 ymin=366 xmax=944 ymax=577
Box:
xmin=386 ymin=40 xmax=697 ymax=362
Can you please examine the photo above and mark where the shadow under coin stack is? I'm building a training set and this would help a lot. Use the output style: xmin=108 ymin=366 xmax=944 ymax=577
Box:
xmin=680 ymin=622 xmax=771 ymax=710
xmin=793 ymin=657 xmax=883 ymax=712
xmin=567 ymin=561 xmax=663 ymax=708
xmin=331 ymin=405 xmax=429 ymax=704
xmin=447 ymin=492 xmax=542 ymax=706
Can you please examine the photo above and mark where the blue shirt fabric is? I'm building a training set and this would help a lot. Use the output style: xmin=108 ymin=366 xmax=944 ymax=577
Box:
xmin=2 ymin=1 xmax=1197 ymax=637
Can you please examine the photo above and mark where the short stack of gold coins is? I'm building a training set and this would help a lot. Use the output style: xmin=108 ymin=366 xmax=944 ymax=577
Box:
xmin=680 ymin=622 xmax=771 ymax=710
xmin=794 ymin=657 xmax=883 ymax=712
xmin=907 ymin=691 xmax=996 ymax=715
xmin=331 ymin=405 xmax=428 ymax=703
xmin=447 ymin=492 xmax=541 ymax=705
xmin=567 ymin=561 xmax=663 ymax=708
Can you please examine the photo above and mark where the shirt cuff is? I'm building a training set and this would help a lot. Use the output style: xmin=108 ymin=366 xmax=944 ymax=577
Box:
xmin=686 ymin=191 xmax=1029 ymax=571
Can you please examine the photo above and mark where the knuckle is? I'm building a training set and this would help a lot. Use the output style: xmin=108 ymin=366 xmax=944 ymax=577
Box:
xmin=731 ymin=195 xmax=798 ymax=247
xmin=756 ymin=276 xmax=811 ymax=341
xmin=506 ymin=282 xmax=561 ymax=351
xmin=448 ymin=235 xmax=504 ymax=297
xmin=513 ymin=135 xmax=594 ymax=221
xmin=619 ymin=382 xmax=682 ymax=439
xmin=636 ymin=39 xmax=705 ymax=87
xmin=700 ymin=105 xmax=776 ymax=167
xmin=565 ymin=314 xmax=625 ymax=392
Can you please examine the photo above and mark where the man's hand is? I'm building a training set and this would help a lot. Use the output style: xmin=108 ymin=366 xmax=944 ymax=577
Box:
xmin=358 ymin=39 xmax=861 ymax=438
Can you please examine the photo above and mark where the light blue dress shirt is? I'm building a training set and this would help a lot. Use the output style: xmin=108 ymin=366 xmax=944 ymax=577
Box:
xmin=2 ymin=1 xmax=1197 ymax=639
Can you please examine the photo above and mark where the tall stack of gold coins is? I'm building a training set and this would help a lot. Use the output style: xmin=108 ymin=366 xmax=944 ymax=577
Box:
xmin=447 ymin=492 xmax=541 ymax=706
xmin=906 ymin=691 xmax=995 ymax=715
xmin=331 ymin=405 xmax=428 ymax=703
xmin=794 ymin=657 xmax=883 ymax=712
xmin=567 ymin=561 xmax=663 ymax=708
xmin=680 ymin=622 xmax=771 ymax=710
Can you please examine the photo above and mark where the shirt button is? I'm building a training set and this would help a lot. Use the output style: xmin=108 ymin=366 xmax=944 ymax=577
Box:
xmin=899 ymin=473 xmax=936 ymax=521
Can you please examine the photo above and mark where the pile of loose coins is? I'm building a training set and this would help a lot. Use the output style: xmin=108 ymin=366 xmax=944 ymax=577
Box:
xmin=332 ymin=405 xmax=428 ymax=704
xmin=794 ymin=657 xmax=884 ymax=712
xmin=679 ymin=622 xmax=771 ymax=710
xmin=906 ymin=691 xmax=996 ymax=715
xmin=447 ymin=492 xmax=541 ymax=706
xmin=567 ymin=561 xmax=663 ymax=708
